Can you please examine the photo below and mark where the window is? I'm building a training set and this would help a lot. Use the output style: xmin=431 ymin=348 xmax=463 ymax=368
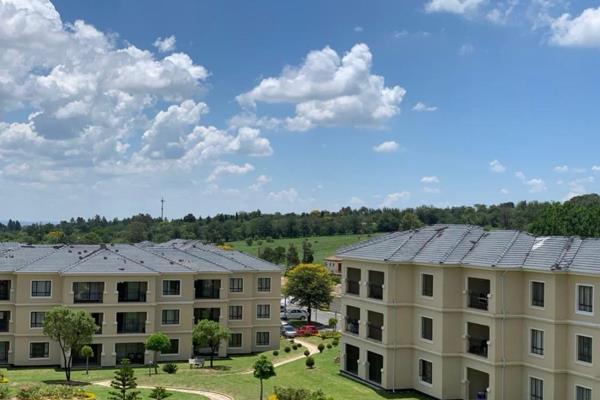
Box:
xmin=0 ymin=281 xmax=10 ymax=300
xmin=257 ymin=304 xmax=270 ymax=319
xmin=30 ymin=312 xmax=45 ymax=328
xmin=422 ymin=274 xmax=433 ymax=297
xmin=229 ymin=306 xmax=243 ymax=320
xmin=530 ymin=377 xmax=543 ymax=400
xmin=257 ymin=278 xmax=271 ymax=292
xmin=29 ymin=342 xmax=49 ymax=359
xmin=230 ymin=278 xmax=243 ymax=293
xmin=531 ymin=329 xmax=544 ymax=356
xmin=229 ymin=333 xmax=242 ymax=348
xmin=73 ymin=282 xmax=104 ymax=303
xmin=161 ymin=309 xmax=180 ymax=325
xmin=0 ymin=311 xmax=8 ymax=332
xmin=346 ymin=268 xmax=361 ymax=295
xmin=577 ymin=285 xmax=594 ymax=314
xmin=577 ymin=335 xmax=592 ymax=364
xmin=117 ymin=281 xmax=147 ymax=302
xmin=576 ymin=386 xmax=592 ymax=400
xmin=162 ymin=280 xmax=180 ymax=296
xmin=116 ymin=312 xmax=146 ymax=334
xmin=419 ymin=359 xmax=432 ymax=385
xmin=194 ymin=280 xmax=221 ymax=299
xmin=421 ymin=317 xmax=433 ymax=341
xmin=31 ymin=281 xmax=51 ymax=297
xmin=531 ymin=281 xmax=545 ymax=308
xmin=164 ymin=339 xmax=179 ymax=355
xmin=91 ymin=312 xmax=103 ymax=334
xmin=256 ymin=332 xmax=270 ymax=346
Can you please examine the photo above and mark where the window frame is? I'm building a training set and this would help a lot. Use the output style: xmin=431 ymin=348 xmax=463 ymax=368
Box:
xmin=529 ymin=376 xmax=544 ymax=400
xmin=575 ymin=385 xmax=592 ymax=400
xmin=418 ymin=358 xmax=433 ymax=387
xmin=530 ymin=280 xmax=545 ymax=309
xmin=229 ymin=333 xmax=243 ymax=348
xmin=30 ymin=311 xmax=45 ymax=329
xmin=229 ymin=305 xmax=243 ymax=321
xmin=530 ymin=328 xmax=544 ymax=357
xmin=420 ymin=316 xmax=433 ymax=342
xmin=256 ymin=331 xmax=270 ymax=347
xmin=576 ymin=334 xmax=593 ymax=365
xmin=421 ymin=273 xmax=434 ymax=298
xmin=256 ymin=304 xmax=271 ymax=320
xmin=30 ymin=280 xmax=52 ymax=298
xmin=29 ymin=342 xmax=49 ymax=359
xmin=257 ymin=277 xmax=271 ymax=293
xmin=576 ymin=284 xmax=594 ymax=316
xmin=162 ymin=339 xmax=179 ymax=355
xmin=161 ymin=280 xmax=181 ymax=297
xmin=161 ymin=309 xmax=180 ymax=326
xmin=229 ymin=278 xmax=244 ymax=293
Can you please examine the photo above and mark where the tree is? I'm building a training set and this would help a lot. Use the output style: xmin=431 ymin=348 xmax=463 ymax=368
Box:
xmin=399 ymin=212 xmax=423 ymax=230
xmin=253 ymin=355 xmax=275 ymax=400
xmin=301 ymin=240 xmax=314 ymax=263
xmin=286 ymin=243 xmax=300 ymax=267
xmin=109 ymin=359 xmax=141 ymax=400
xmin=145 ymin=333 xmax=171 ymax=374
xmin=328 ymin=318 xmax=338 ymax=332
xmin=192 ymin=320 xmax=230 ymax=368
xmin=79 ymin=345 xmax=94 ymax=375
xmin=43 ymin=306 xmax=98 ymax=382
xmin=149 ymin=387 xmax=172 ymax=400
xmin=283 ymin=264 xmax=333 ymax=323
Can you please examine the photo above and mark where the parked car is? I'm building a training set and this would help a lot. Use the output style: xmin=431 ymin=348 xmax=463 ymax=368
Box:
xmin=280 ymin=324 xmax=297 ymax=338
xmin=284 ymin=308 xmax=309 ymax=320
xmin=296 ymin=324 xmax=318 ymax=336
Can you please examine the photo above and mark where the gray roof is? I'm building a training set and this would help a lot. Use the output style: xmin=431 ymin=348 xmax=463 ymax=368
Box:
xmin=336 ymin=224 xmax=600 ymax=274
xmin=0 ymin=241 xmax=282 ymax=275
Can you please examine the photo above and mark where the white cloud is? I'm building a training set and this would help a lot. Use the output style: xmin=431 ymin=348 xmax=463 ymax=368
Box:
xmin=592 ymin=165 xmax=600 ymax=172
xmin=421 ymin=176 xmax=440 ymax=184
xmin=354 ymin=26 xmax=363 ymax=32
xmin=373 ymin=141 xmax=400 ymax=153
xmin=563 ymin=176 xmax=595 ymax=200
xmin=249 ymin=174 xmax=272 ymax=191
xmin=349 ymin=196 xmax=365 ymax=206
xmin=425 ymin=0 xmax=484 ymax=15
xmin=268 ymin=188 xmax=299 ymax=203
xmin=525 ymin=178 xmax=547 ymax=193
xmin=458 ymin=43 xmax=475 ymax=55
xmin=412 ymin=102 xmax=438 ymax=112
xmin=153 ymin=35 xmax=176 ymax=52
xmin=380 ymin=191 xmax=410 ymax=207
xmin=489 ymin=160 xmax=506 ymax=173
xmin=550 ymin=7 xmax=600 ymax=47
xmin=515 ymin=171 xmax=526 ymax=180
xmin=236 ymin=43 xmax=406 ymax=131
xmin=553 ymin=165 xmax=569 ymax=172
xmin=500 ymin=188 xmax=510 ymax=194
xmin=206 ymin=162 xmax=254 ymax=182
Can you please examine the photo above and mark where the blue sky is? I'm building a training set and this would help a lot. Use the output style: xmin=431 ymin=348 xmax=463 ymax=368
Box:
xmin=2 ymin=0 xmax=600 ymax=220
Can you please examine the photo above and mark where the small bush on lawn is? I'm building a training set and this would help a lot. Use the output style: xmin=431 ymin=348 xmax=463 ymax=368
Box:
xmin=17 ymin=385 xmax=93 ymax=400
xmin=149 ymin=386 xmax=172 ymax=400
xmin=273 ymin=387 xmax=334 ymax=400
xmin=303 ymin=349 xmax=310 ymax=356
xmin=326 ymin=344 xmax=332 ymax=349
xmin=317 ymin=343 xmax=325 ymax=353
xmin=332 ymin=339 xmax=339 ymax=346
xmin=284 ymin=346 xmax=291 ymax=353
xmin=305 ymin=356 xmax=315 ymax=368
xmin=272 ymin=350 xmax=279 ymax=356
xmin=296 ymin=343 xmax=302 ymax=348
xmin=292 ymin=345 xmax=298 ymax=350
xmin=162 ymin=363 xmax=178 ymax=374
xmin=289 ymin=339 xmax=295 ymax=344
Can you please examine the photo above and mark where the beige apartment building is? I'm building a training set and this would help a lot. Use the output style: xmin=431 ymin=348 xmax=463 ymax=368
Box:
xmin=337 ymin=224 xmax=600 ymax=400
xmin=0 ymin=239 xmax=281 ymax=367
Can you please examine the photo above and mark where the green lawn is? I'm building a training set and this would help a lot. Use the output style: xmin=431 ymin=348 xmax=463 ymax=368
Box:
xmin=0 ymin=338 xmax=427 ymax=400
xmin=228 ymin=234 xmax=375 ymax=265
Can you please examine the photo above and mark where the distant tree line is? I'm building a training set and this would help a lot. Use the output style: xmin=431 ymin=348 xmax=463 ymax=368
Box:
xmin=2 ymin=194 xmax=600 ymax=244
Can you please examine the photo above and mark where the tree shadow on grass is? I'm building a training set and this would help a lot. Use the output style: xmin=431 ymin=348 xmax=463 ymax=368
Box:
xmin=42 ymin=380 xmax=88 ymax=387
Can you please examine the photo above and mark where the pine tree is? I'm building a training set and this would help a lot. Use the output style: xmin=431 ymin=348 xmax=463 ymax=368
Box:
xmin=286 ymin=243 xmax=300 ymax=267
xmin=149 ymin=387 xmax=172 ymax=400
xmin=108 ymin=359 xmax=141 ymax=400
xmin=301 ymin=240 xmax=314 ymax=263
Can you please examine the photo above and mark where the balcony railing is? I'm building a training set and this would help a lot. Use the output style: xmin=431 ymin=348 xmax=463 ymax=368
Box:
xmin=367 ymin=324 xmax=383 ymax=342
xmin=117 ymin=323 xmax=145 ymax=334
xmin=0 ymin=321 xmax=8 ymax=333
xmin=368 ymin=283 xmax=383 ymax=300
xmin=468 ymin=292 xmax=489 ymax=310
xmin=345 ymin=319 xmax=359 ymax=335
xmin=74 ymin=292 xmax=103 ymax=303
xmin=468 ymin=337 xmax=488 ymax=357
xmin=346 ymin=280 xmax=360 ymax=295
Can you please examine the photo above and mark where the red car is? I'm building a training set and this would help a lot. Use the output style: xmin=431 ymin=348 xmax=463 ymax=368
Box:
xmin=296 ymin=324 xmax=318 ymax=336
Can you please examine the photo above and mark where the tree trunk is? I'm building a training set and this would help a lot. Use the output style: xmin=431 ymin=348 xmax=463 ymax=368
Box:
xmin=259 ymin=378 xmax=263 ymax=400
xmin=154 ymin=351 xmax=158 ymax=374
xmin=307 ymin=304 xmax=312 ymax=323
xmin=86 ymin=357 xmax=89 ymax=375
xmin=210 ymin=350 xmax=214 ymax=368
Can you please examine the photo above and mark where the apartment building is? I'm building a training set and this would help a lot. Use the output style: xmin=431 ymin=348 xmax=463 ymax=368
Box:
xmin=337 ymin=224 xmax=600 ymax=400
xmin=0 ymin=239 xmax=281 ymax=367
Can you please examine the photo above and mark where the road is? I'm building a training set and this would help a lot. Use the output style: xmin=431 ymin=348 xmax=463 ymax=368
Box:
xmin=282 ymin=295 xmax=342 ymax=330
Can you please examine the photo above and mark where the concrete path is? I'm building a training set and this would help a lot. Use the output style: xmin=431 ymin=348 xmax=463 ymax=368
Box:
xmin=93 ymin=380 xmax=233 ymax=400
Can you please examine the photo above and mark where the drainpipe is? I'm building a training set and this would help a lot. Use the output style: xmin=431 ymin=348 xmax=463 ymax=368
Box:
xmin=500 ymin=269 xmax=507 ymax=400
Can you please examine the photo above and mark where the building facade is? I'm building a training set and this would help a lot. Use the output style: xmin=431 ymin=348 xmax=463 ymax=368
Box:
xmin=337 ymin=224 xmax=600 ymax=400
xmin=0 ymin=240 xmax=281 ymax=367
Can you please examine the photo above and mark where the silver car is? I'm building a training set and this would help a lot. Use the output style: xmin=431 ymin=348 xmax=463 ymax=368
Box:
xmin=284 ymin=308 xmax=309 ymax=320
xmin=280 ymin=324 xmax=297 ymax=338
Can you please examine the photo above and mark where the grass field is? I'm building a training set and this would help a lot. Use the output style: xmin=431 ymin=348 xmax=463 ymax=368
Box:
xmin=228 ymin=233 xmax=376 ymax=265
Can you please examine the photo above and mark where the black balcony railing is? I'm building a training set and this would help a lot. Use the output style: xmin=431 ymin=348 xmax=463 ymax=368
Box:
xmin=367 ymin=323 xmax=383 ymax=342
xmin=468 ymin=292 xmax=489 ymax=310
xmin=368 ymin=283 xmax=383 ymax=300
xmin=468 ymin=337 xmax=488 ymax=357
xmin=346 ymin=280 xmax=360 ymax=295
xmin=345 ymin=319 xmax=359 ymax=335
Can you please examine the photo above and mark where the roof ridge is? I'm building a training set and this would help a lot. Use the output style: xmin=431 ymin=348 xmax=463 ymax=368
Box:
xmin=169 ymin=248 xmax=232 ymax=272
xmin=60 ymin=248 xmax=158 ymax=275
xmin=15 ymin=245 xmax=65 ymax=272
xmin=191 ymin=244 xmax=258 ymax=271
xmin=133 ymin=245 xmax=195 ymax=273
xmin=385 ymin=231 xmax=419 ymax=261
xmin=493 ymin=230 xmax=522 ymax=267
xmin=557 ymin=236 xmax=581 ymax=270
xmin=439 ymin=225 xmax=475 ymax=263
xmin=406 ymin=226 xmax=449 ymax=262
xmin=336 ymin=232 xmax=401 ymax=254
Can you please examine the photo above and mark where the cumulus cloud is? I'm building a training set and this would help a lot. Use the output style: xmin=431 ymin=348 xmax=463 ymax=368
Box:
xmin=458 ymin=43 xmax=475 ymax=55
xmin=249 ymin=174 xmax=271 ymax=191
xmin=268 ymin=188 xmax=299 ymax=203
xmin=236 ymin=43 xmax=406 ymax=131
xmin=515 ymin=170 xmax=547 ymax=193
xmin=412 ymin=102 xmax=438 ymax=112
xmin=206 ymin=162 xmax=254 ymax=182
xmin=553 ymin=165 xmax=569 ymax=172
xmin=500 ymin=188 xmax=510 ymax=194
xmin=425 ymin=0 xmax=484 ymax=15
xmin=373 ymin=141 xmax=400 ymax=153
xmin=550 ymin=7 xmax=600 ymax=47
xmin=421 ymin=176 xmax=440 ymax=184
xmin=489 ymin=160 xmax=506 ymax=173
xmin=592 ymin=165 xmax=600 ymax=172
xmin=153 ymin=35 xmax=176 ymax=52
xmin=380 ymin=191 xmax=410 ymax=207
xmin=349 ymin=196 xmax=365 ymax=206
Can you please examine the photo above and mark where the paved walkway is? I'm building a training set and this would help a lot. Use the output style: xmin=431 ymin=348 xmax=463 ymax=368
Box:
xmin=93 ymin=380 xmax=233 ymax=400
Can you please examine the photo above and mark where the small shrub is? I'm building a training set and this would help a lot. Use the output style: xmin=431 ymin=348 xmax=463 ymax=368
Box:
xmin=303 ymin=349 xmax=310 ymax=356
xmin=272 ymin=350 xmax=279 ymax=356
xmin=162 ymin=363 xmax=178 ymax=374
xmin=332 ymin=338 xmax=339 ymax=346
xmin=0 ymin=385 xmax=10 ymax=400
xmin=289 ymin=339 xmax=295 ymax=344
xmin=149 ymin=386 xmax=172 ymax=400
xmin=305 ymin=356 xmax=315 ymax=368
xmin=296 ymin=342 xmax=302 ymax=348
xmin=284 ymin=346 xmax=291 ymax=353
xmin=317 ymin=343 xmax=325 ymax=353
xmin=17 ymin=385 xmax=42 ymax=400
xmin=292 ymin=344 xmax=298 ymax=350
xmin=326 ymin=344 xmax=332 ymax=349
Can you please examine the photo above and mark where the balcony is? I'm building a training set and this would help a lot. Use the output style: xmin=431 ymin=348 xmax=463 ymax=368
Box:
xmin=195 ymin=279 xmax=221 ymax=299
xmin=346 ymin=268 xmax=361 ymax=296
xmin=0 ymin=312 xmax=9 ymax=333
xmin=345 ymin=305 xmax=360 ymax=335
xmin=367 ymin=311 xmax=383 ymax=342
xmin=467 ymin=322 xmax=489 ymax=358
xmin=367 ymin=271 xmax=384 ymax=300
xmin=73 ymin=282 xmax=104 ymax=303
xmin=117 ymin=282 xmax=147 ymax=303
xmin=117 ymin=312 xmax=146 ymax=334
xmin=194 ymin=308 xmax=220 ymax=323
xmin=467 ymin=278 xmax=490 ymax=311
xmin=0 ymin=281 xmax=10 ymax=301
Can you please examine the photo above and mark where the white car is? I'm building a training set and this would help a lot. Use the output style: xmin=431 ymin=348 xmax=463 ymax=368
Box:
xmin=284 ymin=308 xmax=309 ymax=321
